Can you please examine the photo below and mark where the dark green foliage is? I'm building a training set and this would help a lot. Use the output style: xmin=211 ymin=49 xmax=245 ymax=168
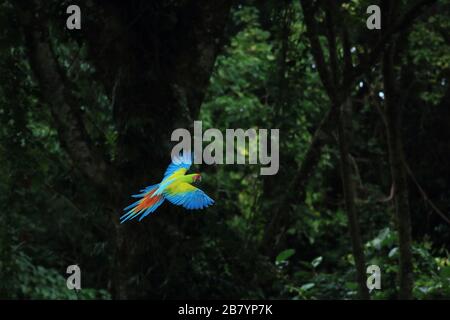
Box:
xmin=0 ymin=0 xmax=449 ymax=299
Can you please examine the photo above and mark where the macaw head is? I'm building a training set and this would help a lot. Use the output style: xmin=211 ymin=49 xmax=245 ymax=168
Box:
xmin=192 ymin=173 xmax=202 ymax=183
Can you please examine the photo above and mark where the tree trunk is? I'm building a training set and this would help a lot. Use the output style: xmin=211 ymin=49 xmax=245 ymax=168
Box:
xmin=383 ymin=45 xmax=414 ymax=300
xmin=337 ymin=98 xmax=370 ymax=300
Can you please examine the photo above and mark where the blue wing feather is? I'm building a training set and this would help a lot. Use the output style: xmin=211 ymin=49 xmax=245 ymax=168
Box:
xmin=165 ymin=188 xmax=214 ymax=210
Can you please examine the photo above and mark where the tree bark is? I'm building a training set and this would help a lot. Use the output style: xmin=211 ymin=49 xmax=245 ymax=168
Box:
xmin=383 ymin=44 xmax=414 ymax=300
xmin=337 ymin=98 xmax=370 ymax=300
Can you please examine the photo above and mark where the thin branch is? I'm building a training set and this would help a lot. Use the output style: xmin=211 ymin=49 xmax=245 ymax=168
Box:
xmin=404 ymin=161 xmax=450 ymax=225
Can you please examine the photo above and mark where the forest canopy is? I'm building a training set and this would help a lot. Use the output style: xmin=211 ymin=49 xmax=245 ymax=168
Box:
xmin=0 ymin=0 xmax=449 ymax=300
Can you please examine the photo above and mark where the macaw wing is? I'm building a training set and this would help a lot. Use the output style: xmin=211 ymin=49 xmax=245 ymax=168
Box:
xmin=164 ymin=182 xmax=214 ymax=210
xmin=163 ymin=152 xmax=192 ymax=179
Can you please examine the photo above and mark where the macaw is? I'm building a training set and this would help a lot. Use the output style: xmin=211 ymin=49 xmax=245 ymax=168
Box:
xmin=120 ymin=153 xmax=214 ymax=223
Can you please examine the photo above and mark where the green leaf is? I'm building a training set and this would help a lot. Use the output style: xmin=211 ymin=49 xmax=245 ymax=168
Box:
xmin=276 ymin=249 xmax=296 ymax=262
xmin=311 ymin=256 xmax=323 ymax=268
xmin=300 ymin=283 xmax=315 ymax=291
xmin=388 ymin=247 xmax=398 ymax=258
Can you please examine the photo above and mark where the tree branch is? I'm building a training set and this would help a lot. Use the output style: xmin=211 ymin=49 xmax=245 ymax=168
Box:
xmin=324 ymin=1 xmax=339 ymax=88
xmin=300 ymin=0 xmax=337 ymax=102
xmin=404 ymin=161 xmax=450 ymax=225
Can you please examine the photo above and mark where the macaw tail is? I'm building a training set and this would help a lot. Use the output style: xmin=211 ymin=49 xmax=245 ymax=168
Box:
xmin=120 ymin=184 xmax=165 ymax=223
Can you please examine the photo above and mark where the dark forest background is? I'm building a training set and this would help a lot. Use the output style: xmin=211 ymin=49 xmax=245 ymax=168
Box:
xmin=0 ymin=0 xmax=449 ymax=300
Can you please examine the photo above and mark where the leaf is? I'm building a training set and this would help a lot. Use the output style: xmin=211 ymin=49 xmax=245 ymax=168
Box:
xmin=311 ymin=256 xmax=323 ymax=268
xmin=276 ymin=249 xmax=296 ymax=263
xmin=388 ymin=247 xmax=398 ymax=258
xmin=300 ymin=283 xmax=315 ymax=291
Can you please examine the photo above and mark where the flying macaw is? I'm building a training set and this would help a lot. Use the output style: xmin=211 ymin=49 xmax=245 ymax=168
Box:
xmin=120 ymin=153 xmax=214 ymax=223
